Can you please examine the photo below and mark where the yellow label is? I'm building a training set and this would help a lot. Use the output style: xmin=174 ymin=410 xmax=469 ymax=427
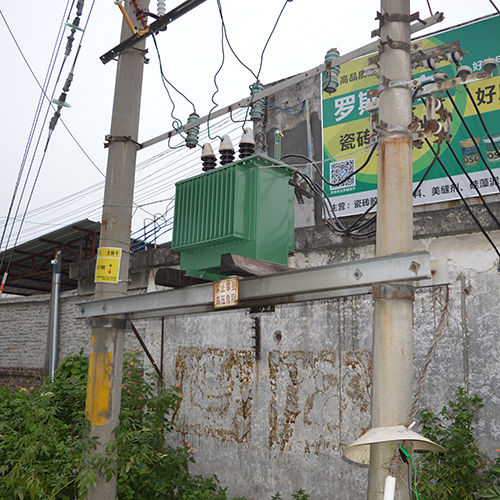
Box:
xmin=95 ymin=247 xmax=122 ymax=283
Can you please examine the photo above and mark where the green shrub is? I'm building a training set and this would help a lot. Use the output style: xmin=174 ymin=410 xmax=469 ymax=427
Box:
xmin=417 ymin=386 xmax=500 ymax=500
xmin=0 ymin=350 xmax=309 ymax=500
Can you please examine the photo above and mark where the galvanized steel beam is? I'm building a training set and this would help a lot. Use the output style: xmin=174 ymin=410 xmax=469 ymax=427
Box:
xmin=78 ymin=251 xmax=447 ymax=320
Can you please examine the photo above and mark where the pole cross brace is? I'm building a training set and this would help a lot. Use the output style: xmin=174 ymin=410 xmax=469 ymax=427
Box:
xmin=372 ymin=283 xmax=415 ymax=301
xmin=104 ymin=134 xmax=143 ymax=149
xmin=372 ymin=11 xmax=425 ymax=37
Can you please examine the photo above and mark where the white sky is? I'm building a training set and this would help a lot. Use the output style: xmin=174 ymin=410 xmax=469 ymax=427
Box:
xmin=0 ymin=0 xmax=497 ymax=249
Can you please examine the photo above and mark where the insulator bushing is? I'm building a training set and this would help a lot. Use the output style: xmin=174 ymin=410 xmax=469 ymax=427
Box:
xmin=323 ymin=48 xmax=340 ymax=94
xmin=219 ymin=135 xmax=235 ymax=165
xmin=201 ymin=143 xmax=216 ymax=171
xmin=250 ymin=81 xmax=265 ymax=123
xmin=185 ymin=113 xmax=200 ymax=149
xmin=239 ymin=128 xmax=255 ymax=159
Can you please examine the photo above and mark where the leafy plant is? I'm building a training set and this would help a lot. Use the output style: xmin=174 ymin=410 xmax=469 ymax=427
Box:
xmin=0 ymin=350 xmax=310 ymax=500
xmin=417 ymin=387 xmax=500 ymax=500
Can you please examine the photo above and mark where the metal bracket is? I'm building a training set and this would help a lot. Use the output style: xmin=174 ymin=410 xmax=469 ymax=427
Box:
xmin=251 ymin=317 xmax=261 ymax=360
xmin=372 ymin=283 xmax=415 ymax=301
xmin=89 ymin=317 xmax=127 ymax=329
xmin=372 ymin=11 xmax=424 ymax=37
xmin=385 ymin=36 xmax=412 ymax=53
xmin=104 ymin=135 xmax=143 ymax=149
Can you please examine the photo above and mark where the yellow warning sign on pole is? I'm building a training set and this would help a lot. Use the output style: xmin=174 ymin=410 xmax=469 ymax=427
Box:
xmin=94 ymin=247 xmax=122 ymax=283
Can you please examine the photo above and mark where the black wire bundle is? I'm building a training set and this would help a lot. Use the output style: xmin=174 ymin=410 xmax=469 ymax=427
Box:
xmin=283 ymin=144 xmax=378 ymax=239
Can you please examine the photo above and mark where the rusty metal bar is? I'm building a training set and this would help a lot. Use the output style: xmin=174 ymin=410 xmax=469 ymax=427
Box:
xmin=129 ymin=321 xmax=162 ymax=379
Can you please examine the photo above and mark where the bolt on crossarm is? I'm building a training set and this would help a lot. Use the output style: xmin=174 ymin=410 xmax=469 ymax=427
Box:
xmin=369 ymin=0 xmax=414 ymax=498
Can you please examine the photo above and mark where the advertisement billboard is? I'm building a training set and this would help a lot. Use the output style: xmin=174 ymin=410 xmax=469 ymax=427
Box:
xmin=322 ymin=14 xmax=500 ymax=216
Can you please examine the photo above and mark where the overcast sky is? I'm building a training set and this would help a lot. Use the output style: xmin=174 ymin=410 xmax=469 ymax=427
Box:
xmin=1 ymin=0 xmax=497 ymax=250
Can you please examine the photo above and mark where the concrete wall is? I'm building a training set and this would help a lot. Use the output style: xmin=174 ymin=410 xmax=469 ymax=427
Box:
xmin=138 ymin=224 xmax=500 ymax=499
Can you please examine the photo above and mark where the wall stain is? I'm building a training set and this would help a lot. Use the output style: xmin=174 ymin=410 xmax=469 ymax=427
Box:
xmin=269 ymin=350 xmax=372 ymax=454
xmin=174 ymin=346 xmax=254 ymax=443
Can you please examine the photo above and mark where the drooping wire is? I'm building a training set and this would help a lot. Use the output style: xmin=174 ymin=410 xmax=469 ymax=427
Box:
xmin=265 ymin=98 xmax=305 ymax=116
xmin=426 ymin=138 xmax=500 ymax=261
xmin=1 ymin=0 xmax=97 ymax=274
xmin=151 ymin=34 xmax=196 ymax=115
xmin=282 ymin=152 xmax=378 ymax=238
xmin=426 ymin=0 xmax=433 ymax=16
xmin=255 ymin=0 xmax=292 ymax=82
xmin=151 ymin=34 xmax=196 ymax=145
xmin=444 ymin=89 xmax=500 ymax=194
xmin=0 ymin=3 xmax=73 ymax=266
xmin=463 ymin=84 xmax=500 ymax=162
xmin=489 ymin=0 xmax=500 ymax=13
xmin=284 ymin=143 xmax=377 ymax=188
xmin=412 ymin=142 xmax=440 ymax=196
xmin=241 ymin=0 xmax=294 ymax=131
xmin=216 ymin=0 xmax=257 ymax=79
xmin=399 ymin=446 xmax=421 ymax=500
xmin=445 ymin=144 xmax=500 ymax=229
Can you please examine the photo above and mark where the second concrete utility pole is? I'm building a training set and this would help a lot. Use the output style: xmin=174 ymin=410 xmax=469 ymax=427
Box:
xmin=369 ymin=0 xmax=414 ymax=498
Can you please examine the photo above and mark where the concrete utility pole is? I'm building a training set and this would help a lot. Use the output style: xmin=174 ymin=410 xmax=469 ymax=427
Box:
xmin=369 ymin=0 xmax=414 ymax=498
xmin=85 ymin=1 xmax=149 ymax=498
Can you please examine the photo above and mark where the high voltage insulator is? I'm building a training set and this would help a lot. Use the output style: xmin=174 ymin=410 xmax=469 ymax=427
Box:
xmin=239 ymin=128 xmax=255 ymax=159
xmin=201 ymin=143 xmax=216 ymax=171
xmin=219 ymin=135 xmax=235 ymax=165
xmin=323 ymin=48 xmax=340 ymax=94
xmin=185 ymin=113 xmax=200 ymax=149
xmin=157 ymin=0 xmax=166 ymax=16
xmin=249 ymin=81 xmax=265 ymax=122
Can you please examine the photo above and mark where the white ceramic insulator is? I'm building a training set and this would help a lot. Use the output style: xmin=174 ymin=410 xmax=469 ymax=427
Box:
xmin=157 ymin=0 xmax=166 ymax=16
xmin=383 ymin=475 xmax=396 ymax=500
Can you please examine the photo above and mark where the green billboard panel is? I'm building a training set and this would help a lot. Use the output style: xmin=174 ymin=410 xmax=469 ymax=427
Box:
xmin=322 ymin=15 xmax=500 ymax=216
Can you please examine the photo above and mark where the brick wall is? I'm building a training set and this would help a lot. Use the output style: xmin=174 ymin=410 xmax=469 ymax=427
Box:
xmin=0 ymin=291 xmax=143 ymax=386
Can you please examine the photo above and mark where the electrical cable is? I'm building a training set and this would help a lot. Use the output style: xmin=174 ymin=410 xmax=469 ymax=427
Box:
xmin=399 ymin=446 xmax=420 ymax=500
xmin=426 ymin=138 xmax=500 ymax=260
xmin=216 ymin=0 xmax=257 ymax=79
xmin=151 ymin=34 xmax=196 ymax=115
xmin=489 ymin=0 xmax=500 ymax=13
xmin=282 ymin=153 xmax=377 ymax=236
xmin=241 ymin=0 xmax=294 ymax=131
xmin=445 ymin=144 xmax=500 ymax=229
xmin=285 ymin=156 xmax=377 ymax=238
xmin=426 ymin=0 xmax=433 ymax=16
xmin=265 ymin=98 xmax=305 ymax=116
xmin=205 ymin=16 xmax=226 ymax=142
xmin=1 ymin=1 xmax=98 ymax=273
xmin=463 ymin=84 xmax=500 ymax=162
xmin=151 ymin=34 xmax=195 ymax=145
xmin=0 ymin=3 xmax=73 ymax=266
xmin=412 ymin=142 xmax=441 ymax=196
xmin=444 ymin=89 xmax=500 ymax=194
xmin=283 ymin=143 xmax=377 ymax=188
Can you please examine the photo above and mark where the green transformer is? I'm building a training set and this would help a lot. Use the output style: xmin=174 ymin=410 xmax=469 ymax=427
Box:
xmin=171 ymin=154 xmax=296 ymax=281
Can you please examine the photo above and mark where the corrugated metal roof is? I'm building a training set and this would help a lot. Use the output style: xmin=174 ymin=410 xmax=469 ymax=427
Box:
xmin=0 ymin=219 xmax=100 ymax=296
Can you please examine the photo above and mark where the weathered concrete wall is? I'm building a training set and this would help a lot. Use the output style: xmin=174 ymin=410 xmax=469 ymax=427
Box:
xmin=140 ymin=226 xmax=500 ymax=499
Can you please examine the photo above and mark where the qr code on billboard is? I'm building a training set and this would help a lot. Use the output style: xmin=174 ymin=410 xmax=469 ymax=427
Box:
xmin=330 ymin=159 xmax=355 ymax=189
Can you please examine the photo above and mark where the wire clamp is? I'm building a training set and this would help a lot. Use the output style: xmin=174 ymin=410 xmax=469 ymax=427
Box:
xmin=104 ymin=135 xmax=143 ymax=149
xmin=372 ymin=283 xmax=415 ymax=301
xmin=372 ymin=11 xmax=425 ymax=38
